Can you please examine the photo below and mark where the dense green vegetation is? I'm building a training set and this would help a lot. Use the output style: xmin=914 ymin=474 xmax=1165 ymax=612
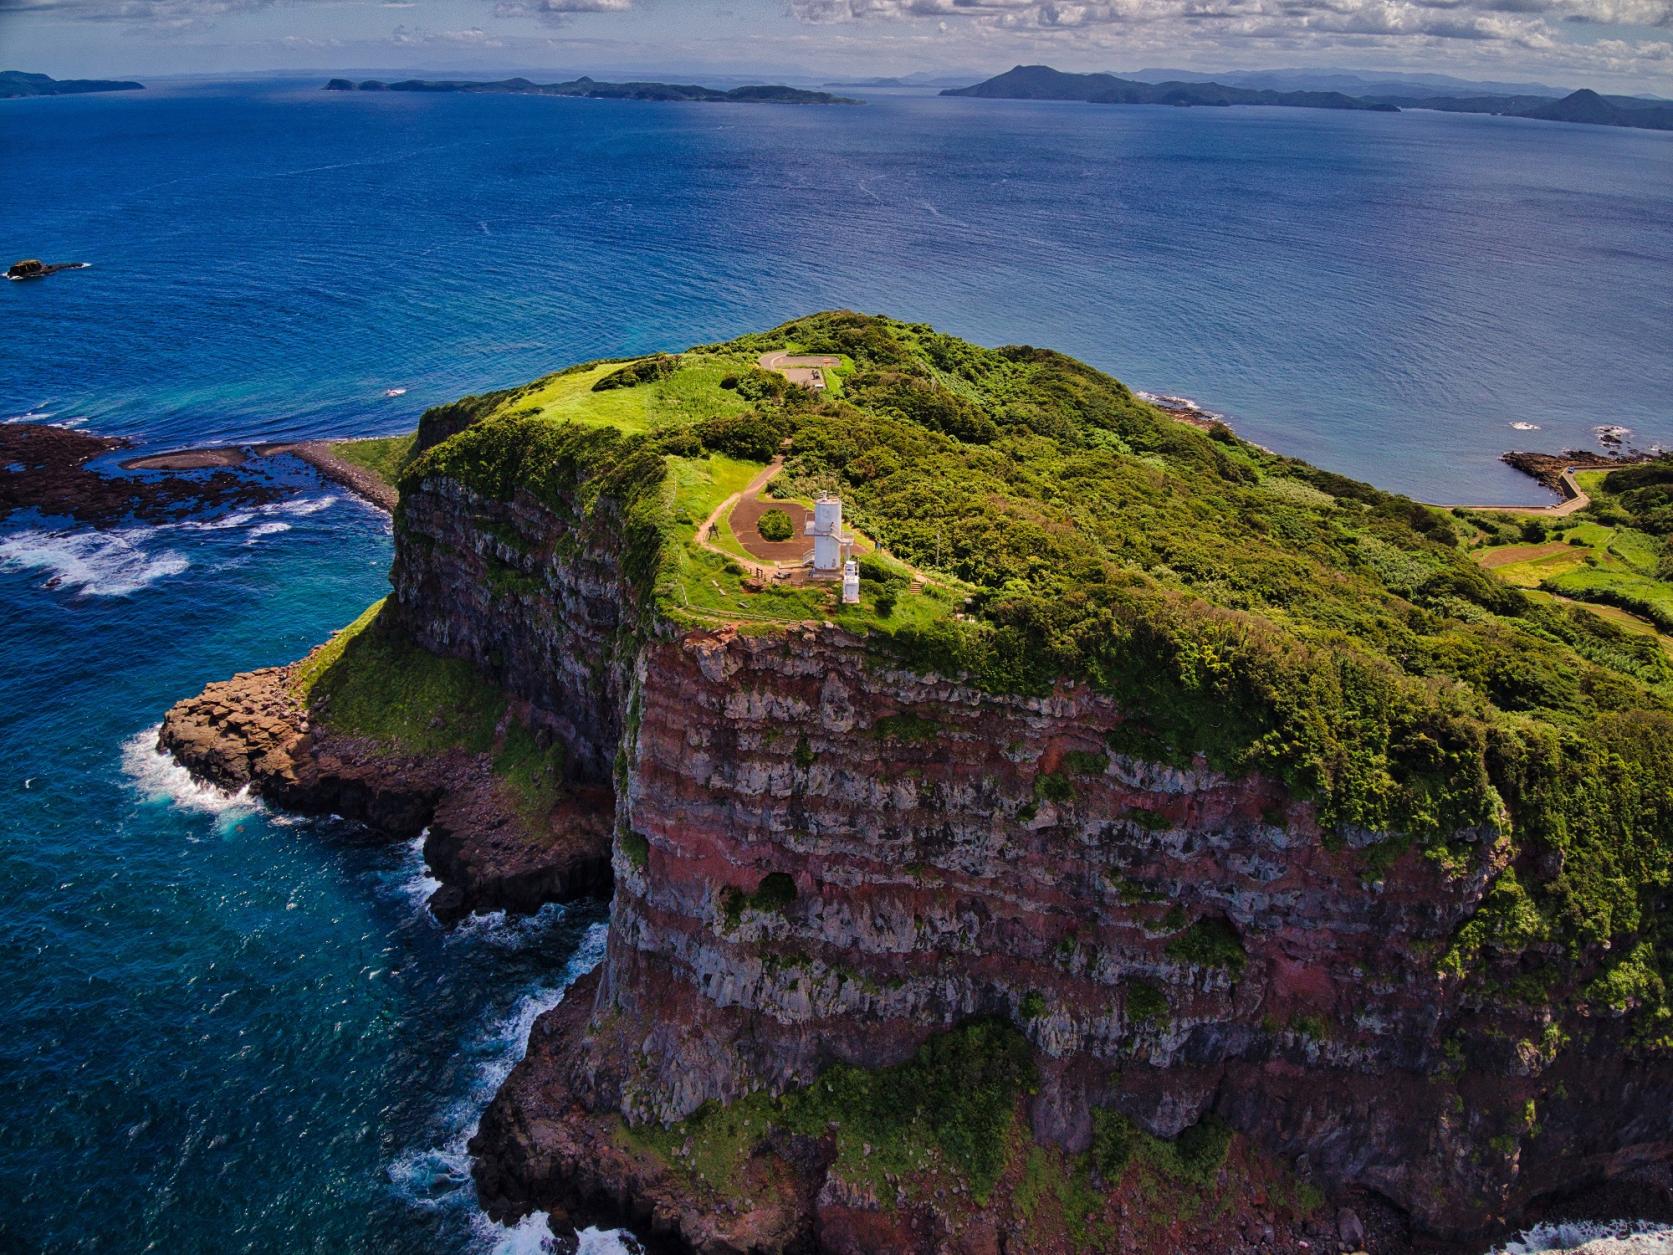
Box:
xmin=626 ymin=1018 xmax=1034 ymax=1202
xmin=626 ymin=1012 xmax=1312 ymax=1244
xmin=395 ymin=311 xmax=1673 ymax=1042
xmin=756 ymin=507 xmax=794 ymax=542
xmin=1091 ymin=1109 xmax=1232 ymax=1187
xmin=294 ymin=597 xmax=563 ymax=815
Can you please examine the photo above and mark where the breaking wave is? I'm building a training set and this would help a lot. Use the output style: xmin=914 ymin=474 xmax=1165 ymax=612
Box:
xmin=1491 ymin=1220 xmax=1673 ymax=1254
xmin=0 ymin=529 xmax=190 ymax=596
xmin=278 ymin=494 xmax=337 ymax=516
xmin=120 ymin=726 xmax=260 ymax=823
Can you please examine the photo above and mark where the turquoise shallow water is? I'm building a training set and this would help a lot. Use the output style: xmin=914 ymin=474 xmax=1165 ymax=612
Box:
xmin=0 ymin=78 xmax=1669 ymax=1252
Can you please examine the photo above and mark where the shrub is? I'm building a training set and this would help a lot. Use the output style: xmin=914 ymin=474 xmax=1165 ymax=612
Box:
xmin=696 ymin=409 xmax=794 ymax=462
xmin=1166 ymin=917 xmax=1247 ymax=977
xmin=1125 ymin=980 xmax=1168 ymax=1026
xmin=757 ymin=508 xmax=794 ymax=542
xmin=721 ymin=871 xmax=798 ymax=925
xmin=1091 ymin=1110 xmax=1232 ymax=1189
xmin=875 ymin=712 xmax=939 ymax=742
xmin=1062 ymin=749 xmax=1110 ymax=776
xmin=592 ymin=354 xmax=679 ymax=391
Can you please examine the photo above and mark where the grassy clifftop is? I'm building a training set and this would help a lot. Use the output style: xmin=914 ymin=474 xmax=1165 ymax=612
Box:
xmin=381 ymin=311 xmax=1670 ymax=1036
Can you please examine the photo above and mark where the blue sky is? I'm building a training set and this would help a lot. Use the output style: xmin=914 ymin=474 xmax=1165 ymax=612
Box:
xmin=2 ymin=0 xmax=1670 ymax=92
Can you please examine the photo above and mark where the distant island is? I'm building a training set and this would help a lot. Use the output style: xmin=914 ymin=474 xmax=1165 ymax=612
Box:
xmin=324 ymin=76 xmax=858 ymax=106
xmin=822 ymin=73 xmax=972 ymax=89
xmin=942 ymin=64 xmax=1397 ymax=113
xmin=944 ymin=65 xmax=1673 ymax=132
xmin=1 ymin=70 xmax=143 ymax=99
xmin=1370 ymin=87 xmax=1673 ymax=132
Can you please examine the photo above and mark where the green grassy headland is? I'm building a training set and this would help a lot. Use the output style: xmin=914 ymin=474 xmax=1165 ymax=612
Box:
xmin=309 ymin=311 xmax=1670 ymax=1057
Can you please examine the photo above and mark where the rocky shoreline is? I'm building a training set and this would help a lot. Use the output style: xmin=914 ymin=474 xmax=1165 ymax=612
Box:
xmin=120 ymin=437 xmax=399 ymax=513
xmin=157 ymin=662 xmax=611 ymax=924
xmin=0 ymin=421 xmax=399 ymax=533
xmin=1 ymin=423 xmax=283 ymax=526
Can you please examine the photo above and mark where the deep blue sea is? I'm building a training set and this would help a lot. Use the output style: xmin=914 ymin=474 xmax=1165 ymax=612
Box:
xmin=1 ymin=78 xmax=1669 ymax=1253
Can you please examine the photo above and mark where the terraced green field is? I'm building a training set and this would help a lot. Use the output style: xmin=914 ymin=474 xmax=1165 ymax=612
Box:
xmin=1471 ymin=471 xmax=1673 ymax=637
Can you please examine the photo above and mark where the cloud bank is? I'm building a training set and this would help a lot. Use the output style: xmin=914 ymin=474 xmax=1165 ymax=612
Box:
xmin=1 ymin=0 xmax=1668 ymax=87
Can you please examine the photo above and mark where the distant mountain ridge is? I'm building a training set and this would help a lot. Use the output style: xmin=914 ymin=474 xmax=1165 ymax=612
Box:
xmin=1 ymin=70 xmax=143 ymax=99
xmin=946 ymin=65 xmax=1673 ymax=131
xmin=942 ymin=65 xmax=1395 ymax=112
xmin=1120 ymin=66 xmax=1576 ymax=98
xmin=324 ymin=76 xmax=857 ymax=106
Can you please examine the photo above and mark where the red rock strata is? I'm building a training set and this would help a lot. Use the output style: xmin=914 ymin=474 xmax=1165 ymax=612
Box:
xmin=472 ymin=615 xmax=1673 ymax=1249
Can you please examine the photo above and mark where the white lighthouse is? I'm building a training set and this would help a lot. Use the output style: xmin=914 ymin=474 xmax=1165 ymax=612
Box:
xmin=805 ymin=494 xmax=853 ymax=575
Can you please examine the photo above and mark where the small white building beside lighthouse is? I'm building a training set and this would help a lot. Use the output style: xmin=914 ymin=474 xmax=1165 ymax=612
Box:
xmin=841 ymin=559 xmax=860 ymax=604
xmin=805 ymin=494 xmax=854 ymax=575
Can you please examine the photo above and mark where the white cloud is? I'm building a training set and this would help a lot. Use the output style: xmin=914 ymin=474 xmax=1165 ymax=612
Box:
xmin=0 ymin=0 xmax=272 ymax=26
xmin=490 ymin=0 xmax=631 ymax=25
xmin=0 ymin=0 xmax=634 ymax=30
xmin=787 ymin=0 xmax=1673 ymax=80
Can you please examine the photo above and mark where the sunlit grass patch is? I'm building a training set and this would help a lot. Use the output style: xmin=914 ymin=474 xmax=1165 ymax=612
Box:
xmin=331 ymin=433 xmax=416 ymax=488
xmin=518 ymin=355 xmax=756 ymax=434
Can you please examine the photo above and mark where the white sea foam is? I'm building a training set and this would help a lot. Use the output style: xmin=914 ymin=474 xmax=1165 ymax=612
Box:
xmin=1491 ymin=1220 xmax=1673 ymax=1254
xmin=449 ymin=900 xmax=574 ymax=950
xmin=3 ymin=411 xmax=89 ymax=429
xmin=179 ymin=511 xmax=255 ymax=532
xmin=387 ymin=920 xmax=613 ymax=1250
xmin=0 ymin=529 xmax=189 ymax=596
xmin=575 ymin=1228 xmax=642 ymax=1255
xmin=469 ymin=921 xmax=609 ymax=1097
xmin=244 ymin=521 xmax=292 ymax=544
xmin=1510 ymin=421 xmax=1542 ymax=431
xmin=375 ymin=834 xmax=442 ymax=913
xmin=472 ymin=1215 xmax=641 ymax=1255
xmin=277 ymin=494 xmax=337 ymax=517
xmin=120 ymin=727 xmax=260 ymax=823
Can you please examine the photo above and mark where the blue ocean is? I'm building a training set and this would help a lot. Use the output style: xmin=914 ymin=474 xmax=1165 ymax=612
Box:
xmin=0 ymin=78 xmax=1669 ymax=1253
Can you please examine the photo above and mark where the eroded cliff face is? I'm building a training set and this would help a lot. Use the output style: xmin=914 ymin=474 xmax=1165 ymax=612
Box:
xmin=477 ymin=619 xmax=1673 ymax=1248
xmin=388 ymin=473 xmax=638 ymax=786
xmin=156 ymin=468 xmax=642 ymax=923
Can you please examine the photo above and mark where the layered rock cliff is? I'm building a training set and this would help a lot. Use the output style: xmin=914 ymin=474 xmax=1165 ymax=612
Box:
xmin=472 ymin=618 xmax=1673 ymax=1250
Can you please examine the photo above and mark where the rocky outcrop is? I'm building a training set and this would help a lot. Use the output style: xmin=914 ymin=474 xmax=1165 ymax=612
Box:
xmin=158 ymin=664 xmax=611 ymax=924
xmin=1 ymin=422 xmax=280 ymax=527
